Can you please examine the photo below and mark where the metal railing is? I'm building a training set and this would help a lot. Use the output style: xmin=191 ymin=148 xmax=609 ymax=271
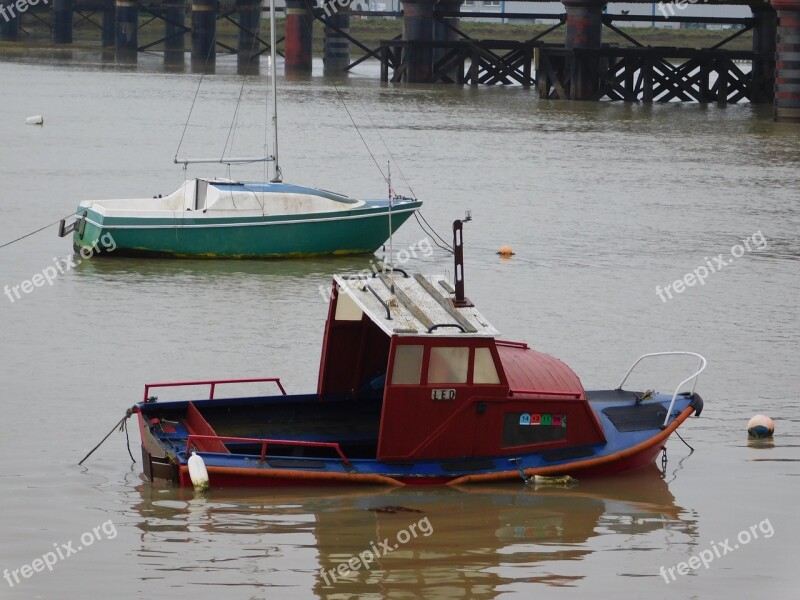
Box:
xmin=616 ymin=352 xmax=707 ymax=427
xmin=143 ymin=377 xmax=287 ymax=403
xmin=185 ymin=434 xmax=350 ymax=465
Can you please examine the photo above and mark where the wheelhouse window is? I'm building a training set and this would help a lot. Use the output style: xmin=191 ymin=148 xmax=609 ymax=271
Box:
xmin=428 ymin=347 xmax=469 ymax=384
xmin=473 ymin=347 xmax=500 ymax=384
xmin=391 ymin=345 xmax=424 ymax=384
xmin=334 ymin=291 xmax=363 ymax=321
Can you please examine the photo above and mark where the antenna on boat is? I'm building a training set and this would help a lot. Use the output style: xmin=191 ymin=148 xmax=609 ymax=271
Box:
xmin=386 ymin=161 xmax=394 ymax=291
xmin=453 ymin=210 xmax=473 ymax=308
xmin=269 ymin=0 xmax=282 ymax=183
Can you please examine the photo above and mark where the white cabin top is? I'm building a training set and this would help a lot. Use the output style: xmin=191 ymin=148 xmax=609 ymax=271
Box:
xmin=333 ymin=272 xmax=499 ymax=338
xmin=78 ymin=179 xmax=365 ymax=217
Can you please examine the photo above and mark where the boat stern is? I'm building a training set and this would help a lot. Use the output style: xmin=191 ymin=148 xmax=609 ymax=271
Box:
xmin=59 ymin=205 xmax=117 ymax=256
xmin=135 ymin=403 xmax=181 ymax=484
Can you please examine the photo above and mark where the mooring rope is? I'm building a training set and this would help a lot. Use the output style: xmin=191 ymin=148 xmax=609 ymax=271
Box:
xmin=414 ymin=212 xmax=454 ymax=254
xmin=0 ymin=214 xmax=74 ymax=250
xmin=674 ymin=429 xmax=695 ymax=453
xmin=78 ymin=407 xmax=137 ymax=466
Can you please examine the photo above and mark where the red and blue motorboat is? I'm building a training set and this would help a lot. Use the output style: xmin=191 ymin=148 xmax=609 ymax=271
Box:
xmin=134 ymin=220 xmax=706 ymax=488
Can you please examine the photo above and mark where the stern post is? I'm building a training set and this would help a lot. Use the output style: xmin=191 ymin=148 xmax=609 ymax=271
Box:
xmin=453 ymin=212 xmax=473 ymax=307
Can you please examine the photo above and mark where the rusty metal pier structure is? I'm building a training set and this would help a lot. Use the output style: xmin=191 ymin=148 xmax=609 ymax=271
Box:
xmin=0 ymin=0 xmax=269 ymax=73
xmin=361 ymin=0 xmax=794 ymax=121
xmin=1 ymin=0 xmax=798 ymax=121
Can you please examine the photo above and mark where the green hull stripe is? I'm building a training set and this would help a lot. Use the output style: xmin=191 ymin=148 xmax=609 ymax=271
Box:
xmin=84 ymin=205 xmax=419 ymax=230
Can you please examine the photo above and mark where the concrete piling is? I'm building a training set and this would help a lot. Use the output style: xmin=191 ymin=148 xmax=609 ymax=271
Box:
xmin=403 ymin=0 xmax=434 ymax=83
xmin=115 ymin=0 xmax=139 ymax=61
xmin=191 ymin=0 xmax=217 ymax=72
xmin=562 ymin=0 xmax=605 ymax=99
xmin=751 ymin=5 xmax=777 ymax=104
xmin=52 ymin=0 xmax=74 ymax=44
xmin=102 ymin=0 xmax=115 ymax=47
xmin=0 ymin=1 xmax=21 ymax=41
xmin=163 ymin=0 xmax=186 ymax=65
xmin=237 ymin=0 xmax=261 ymax=73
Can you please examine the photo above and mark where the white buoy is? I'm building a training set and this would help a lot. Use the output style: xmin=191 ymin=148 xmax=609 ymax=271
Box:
xmin=188 ymin=451 xmax=210 ymax=491
xmin=25 ymin=115 xmax=44 ymax=126
xmin=747 ymin=414 xmax=775 ymax=439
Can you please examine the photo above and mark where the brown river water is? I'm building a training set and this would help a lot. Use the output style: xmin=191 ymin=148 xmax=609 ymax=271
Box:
xmin=0 ymin=50 xmax=798 ymax=598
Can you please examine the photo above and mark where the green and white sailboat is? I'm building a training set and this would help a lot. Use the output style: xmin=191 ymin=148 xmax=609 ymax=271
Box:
xmin=59 ymin=0 xmax=421 ymax=259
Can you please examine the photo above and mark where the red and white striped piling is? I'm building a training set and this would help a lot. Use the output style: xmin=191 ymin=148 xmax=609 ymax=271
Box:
xmin=774 ymin=0 xmax=800 ymax=121
xmin=285 ymin=0 xmax=314 ymax=72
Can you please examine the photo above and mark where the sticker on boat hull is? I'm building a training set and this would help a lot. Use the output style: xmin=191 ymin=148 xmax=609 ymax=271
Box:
xmin=519 ymin=413 xmax=568 ymax=428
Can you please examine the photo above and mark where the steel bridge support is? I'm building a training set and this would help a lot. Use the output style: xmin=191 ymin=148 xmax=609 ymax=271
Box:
xmin=433 ymin=0 xmax=461 ymax=80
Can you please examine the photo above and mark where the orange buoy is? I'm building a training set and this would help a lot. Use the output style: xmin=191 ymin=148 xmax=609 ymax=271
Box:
xmin=497 ymin=246 xmax=514 ymax=257
xmin=747 ymin=414 xmax=775 ymax=438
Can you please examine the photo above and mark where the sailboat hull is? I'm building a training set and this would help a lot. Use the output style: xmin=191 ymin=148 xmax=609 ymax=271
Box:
xmin=72 ymin=200 xmax=422 ymax=258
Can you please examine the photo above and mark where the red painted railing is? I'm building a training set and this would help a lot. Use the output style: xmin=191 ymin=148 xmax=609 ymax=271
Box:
xmin=143 ymin=377 xmax=287 ymax=403
xmin=509 ymin=388 xmax=583 ymax=398
xmin=185 ymin=434 xmax=350 ymax=465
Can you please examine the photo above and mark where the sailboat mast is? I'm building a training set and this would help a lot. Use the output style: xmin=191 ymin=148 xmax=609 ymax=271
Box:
xmin=269 ymin=0 xmax=281 ymax=182
xmin=387 ymin=161 xmax=393 ymax=275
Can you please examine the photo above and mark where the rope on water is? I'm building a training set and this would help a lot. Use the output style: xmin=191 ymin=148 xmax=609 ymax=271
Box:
xmin=0 ymin=214 xmax=75 ymax=250
xmin=79 ymin=407 xmax=137 ymax=466
xmin=674 ymin=429 xmax=695 ymax=453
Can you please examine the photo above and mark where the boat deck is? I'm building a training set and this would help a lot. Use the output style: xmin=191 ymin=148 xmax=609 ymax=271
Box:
xmin=202 ymin=396 xmax=382 ymax=459
xmin=334 ymin=272 xmax=500 ymax=338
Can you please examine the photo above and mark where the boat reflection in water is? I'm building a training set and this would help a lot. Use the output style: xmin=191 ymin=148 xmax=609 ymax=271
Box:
xmin=130 ymin=465 xmax=698 ymax=596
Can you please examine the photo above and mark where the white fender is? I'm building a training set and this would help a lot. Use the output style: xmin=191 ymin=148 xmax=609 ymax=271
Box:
xmin=188 ymin=452 xmax=210 ymax=491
